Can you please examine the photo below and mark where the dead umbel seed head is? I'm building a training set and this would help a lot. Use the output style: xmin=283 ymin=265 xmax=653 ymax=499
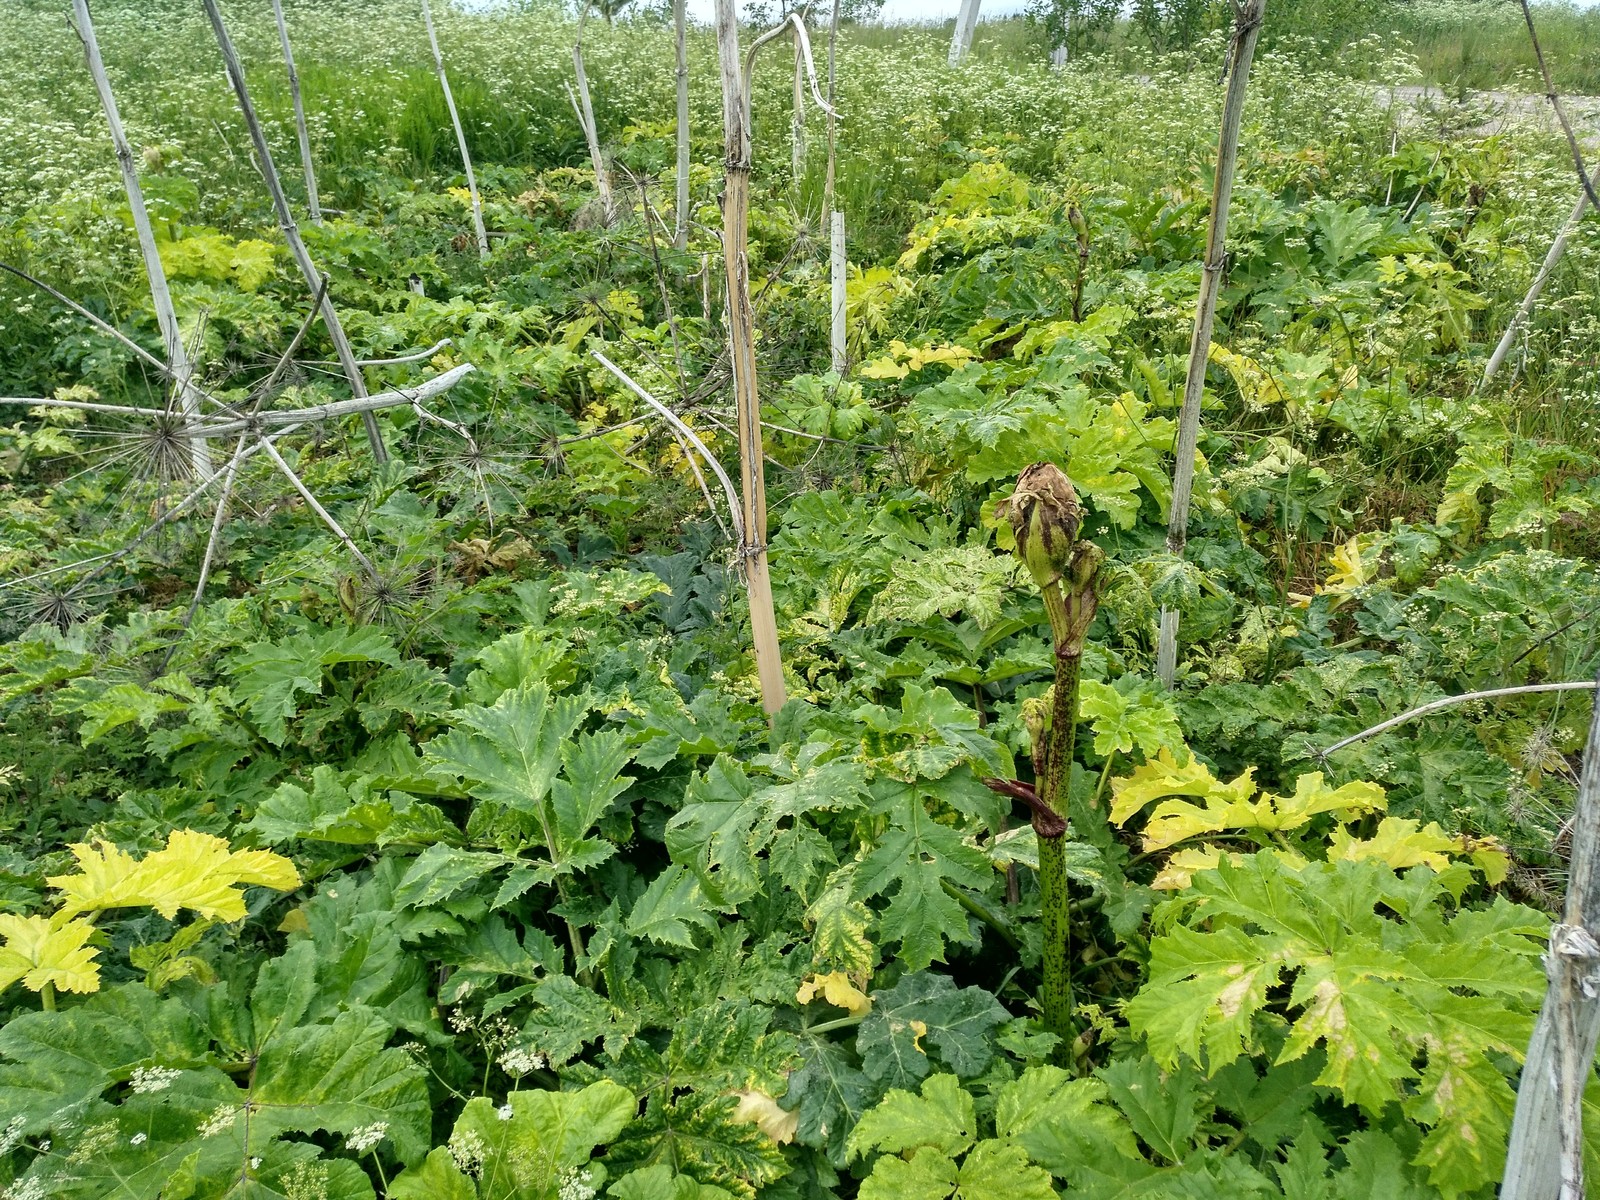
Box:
xmin=1005 ymin=463 xmax=1083 ymax=589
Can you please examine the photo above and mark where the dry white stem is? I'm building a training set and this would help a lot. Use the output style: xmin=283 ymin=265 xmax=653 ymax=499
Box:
xmin=591 ymin=351 xmax=743 ymax=545
xmin=823 ymin=0 xmax=840 ymax=219
xmin=571 ymin=4 xmax=616 ymax=223
xmin=271 ymin=0 xmax=321 ymax=223
xmin=0 ymin=396 xmax=181 ymax=420
xmin=1504 ymin=668 xmax=1600 ymax=1200
xmin=203 ymin=364 xmax=476 ymax=437
xmin=306 ymin=338 xmax=456 ymax=368
xmin=716 ymin=0 xmax=787 ymax=715
xmin=1156 ymin=0 xmax=1267 ymax=688
xmin=0 ymin=262 xmax=214 ymax=401
xmin=674 ymin=0 xmax=691 ymax=250
xmin=422 ymin=0 xmax=488 ymax=258
xmin=71 ymin=0 xmax=211 ymax=478
xmin=257 ymin=437 xmax=380 ymax=580
xmin=1481 ymin=163 xmax=1600 ymax=390
xmin=1319 ymin=680 xmax=1599 ymax=758
xmin=201 ymin=0 xmax=387 ymax=461
xmin=831 ymin=211 xmax=847 ymax=372
xmin=949 ymin=0 xmax=981 ymax=66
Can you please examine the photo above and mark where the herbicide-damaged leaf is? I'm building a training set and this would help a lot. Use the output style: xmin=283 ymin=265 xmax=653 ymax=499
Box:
xmin=804 ymin=878 xmax=876 ymax=977
xmin=1327 ymin=816 xmax=1510 ymax=882
xmin=797 ymin=972 xmax=871 ymax=1017
xmin=0 ymin=913 xmax=100 ymax=995
xmin=1112 ymin=750 xmax=1385 ymax=852
xmin=1127 ymin=852 xmax=1546 ymax=1194
xmin=49 ymin=829 xmax=299 ymax=923
xmin=731 ymin=1088 xmax=799 ymax=1145
xmin=858 ymin=972 xmax=1007 ymax=1089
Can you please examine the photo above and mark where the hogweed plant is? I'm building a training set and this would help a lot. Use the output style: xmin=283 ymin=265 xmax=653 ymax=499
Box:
xmin=992 ymin=462 xmax=1104 ymax=1035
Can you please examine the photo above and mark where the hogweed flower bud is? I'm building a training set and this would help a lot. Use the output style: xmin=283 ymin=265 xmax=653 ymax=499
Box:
xmin=1006 ymin=463 xmax=1083 ymax=591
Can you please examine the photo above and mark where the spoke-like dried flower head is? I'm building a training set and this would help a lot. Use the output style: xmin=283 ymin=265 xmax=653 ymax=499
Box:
xmin=1006 ymin=462 xmax=1082 ymax=589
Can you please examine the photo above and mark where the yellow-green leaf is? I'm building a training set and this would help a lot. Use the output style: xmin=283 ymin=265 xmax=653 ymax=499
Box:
xmin=0 ymin=913 xmax=100 ymax=995
xmin=49 ymin=829 xmax=301 ymax=922
xmin=1327 ymin=817 xmax=1510 ymax=882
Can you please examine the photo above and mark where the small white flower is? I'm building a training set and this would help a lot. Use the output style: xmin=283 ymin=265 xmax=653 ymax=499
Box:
xmin=344 ymin=1122 xmax=388 ymax=1154
xmin=129 ymin=1132 xmax=147 ymax=1147
xmin=0 ymin=1116 xmax=25 ymax=1155
xmin=557 ymin=1166 xmax=598 ymax=1200
xmin=496 ymin=1102 xmax=514 ymax=1121
xmin=447 ymin=1129 xmax=486 ymax=1175
xmin=130 ymin=1066 xmax=181 ymax=1094
xmin=198 ymin=1105 xmax=238 ymax=1139
xmin=249 ymin=1157 xmax=262 ymax=1170
xmin=497 ymin=1045 xmax=547 ymax=1076
xmin=3 ymin=1178 xmax=46 ymax=1200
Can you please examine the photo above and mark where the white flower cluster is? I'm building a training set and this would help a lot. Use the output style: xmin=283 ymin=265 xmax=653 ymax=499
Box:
xmin=2 ymin=1179 xmax=46 ymax=1200
xmin=497 ymin=1045 xmax=548 ymax=1076
xmin=0 ymin=1116 xmax=25 ymax=1155
xmin=344 ymin=1122 xmax=388 ymax=1154
xmin=130 ymin=1065 xmax=181 ymax=1094
xmin=557 ymin=1167 xmax=598 ymax=1200
xmin=447 ymin=1128 xmax=486 ymax=1175
xmin=198 ymin=1104 xmax=239 ymax=1139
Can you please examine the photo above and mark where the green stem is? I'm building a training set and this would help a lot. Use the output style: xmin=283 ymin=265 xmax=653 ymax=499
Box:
xmin=940 ymin=878 xmax=1022 ymax=951
xmin=1037 ymin=645 xmax=1083 ymax=1036
xmin=40 ymin=982 xmax=56 ymax=1012
xmin=805 ymin=1013 xmax=869 ymax=1036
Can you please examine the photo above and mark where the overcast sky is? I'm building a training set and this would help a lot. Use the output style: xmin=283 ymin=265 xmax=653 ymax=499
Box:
xmin=681 ymin=0 xmax=1030 ymax=16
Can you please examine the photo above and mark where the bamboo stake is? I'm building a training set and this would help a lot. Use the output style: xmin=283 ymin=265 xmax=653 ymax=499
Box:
xmin=674 ymin=0 xmax=690 ymax=250
xmin=1155 ymin=0 xmax=1267 ymax=688
xmin=270 ymin=0 xmax=321 ymax=224
xmin=571 ymin=4 xmax=616 ymax=224
xmin=200 ymin=0 xmax=387 ymax=461
xmin=1481 ymin=172 xmax=1597 ymax=390
xmin=70 ymin=0 xmax=211 ymax=480
xmin=948 ymin=0 xmax=981 ymax=66
xmin=421 ymin=0 xmax=488 ymax=259
xmin=715 ymin=0 xmax=787 ymax=717
xmin=1502 ymin=667 xmax=1600 ymax=1200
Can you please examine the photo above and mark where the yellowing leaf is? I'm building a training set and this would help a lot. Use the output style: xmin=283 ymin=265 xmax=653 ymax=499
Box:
xmin=1328 ymin=817 xmax=1510 ymax=882
xmin=50 ymin=830 xmax=301 ymax=923
xmin=1108 ymin=749 xmax=1255 ymax=828
xmin=1151 ymin=846 xmax=1227 ymax=891
xmin=1116 ymin=753 xmax=1385 ymax=854
xmin=1152 ymin=845 xmax=1307 ymax=890
xmin=731 ymin=1089 xmax=799 ymax=1145
xmin=0 ymin=913 xmax=101 ymax=995
xmin=797 ymin=971 xmax=872 ymax=1016
xmin=858 ymin=339 xmax=975 ymax=380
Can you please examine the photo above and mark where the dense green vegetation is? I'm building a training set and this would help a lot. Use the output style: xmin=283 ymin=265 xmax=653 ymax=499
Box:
xmin=0 ymin=1 xmax=1598 ymax=1197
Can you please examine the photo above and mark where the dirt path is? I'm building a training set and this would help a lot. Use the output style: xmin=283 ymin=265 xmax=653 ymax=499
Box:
xmin=1382 ymin=83 xmax=1600 ymax=143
